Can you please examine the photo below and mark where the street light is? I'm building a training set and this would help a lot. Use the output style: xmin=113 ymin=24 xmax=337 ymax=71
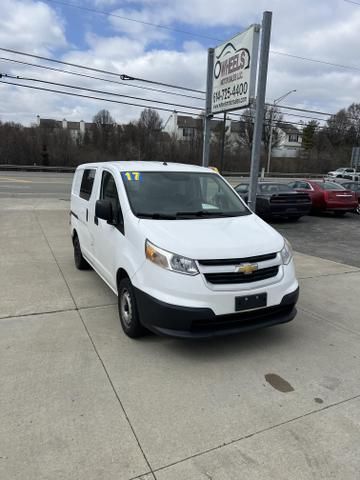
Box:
xmin=266 ymin=89 xmax=296 ymax=174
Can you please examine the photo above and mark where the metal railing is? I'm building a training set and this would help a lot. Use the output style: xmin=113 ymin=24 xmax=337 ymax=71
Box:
xmin=0 ymin=164 xmax=75 ymax=173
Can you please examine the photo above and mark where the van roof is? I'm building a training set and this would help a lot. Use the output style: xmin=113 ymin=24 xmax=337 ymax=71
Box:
xmin=76 ymin=161 xmax=215 ymax=173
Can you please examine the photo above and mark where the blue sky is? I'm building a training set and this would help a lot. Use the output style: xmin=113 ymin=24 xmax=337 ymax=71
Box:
xmin=57 ymin=1 xmax=239 ymax=53
xmin=1 ymin=0 xmax=360 ymax=125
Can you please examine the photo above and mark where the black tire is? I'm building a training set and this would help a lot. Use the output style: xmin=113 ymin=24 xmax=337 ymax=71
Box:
xmin=334 ymin=211 xmax=346 ymax=217
xmin=118 ymin=278 xmax=146 ymax=338
xmin=287 ymin=215 xmax=301 ymax=222
xmin=73 ymin=234 xmax=90 ymax=270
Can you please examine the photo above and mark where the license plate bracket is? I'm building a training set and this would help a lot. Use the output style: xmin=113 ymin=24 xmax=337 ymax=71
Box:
xmin=235 ymin=293 xmax=267 ymax=311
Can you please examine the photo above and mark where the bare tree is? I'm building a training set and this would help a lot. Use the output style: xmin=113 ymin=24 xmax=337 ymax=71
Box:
xmin=138 ymin=108 xmax=162 ymax=131
xmin=137 ymin=109 xmax=163 ymax=160
xmin=92 ymin=109 xmax=116 ymax=152
xmin=93 ymin=109 xmax=115 ymax=127
xmin=237 ymin=105 xmax=283 ymax=164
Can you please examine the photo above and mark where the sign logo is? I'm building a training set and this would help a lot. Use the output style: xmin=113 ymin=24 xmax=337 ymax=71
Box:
xmin=213 ymin=44 xmax=250 ymax=80
xmin=237 ymin=263 xmax=258 ymax=275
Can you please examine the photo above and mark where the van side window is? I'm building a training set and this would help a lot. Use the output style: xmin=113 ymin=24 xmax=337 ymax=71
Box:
xmin=80 ymin=169 xmax=96 ymax=200
xmin=101 ymin=171 xmax=124 ymax=228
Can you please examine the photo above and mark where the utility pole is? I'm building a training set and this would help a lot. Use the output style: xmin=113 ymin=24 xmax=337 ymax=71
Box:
xmin=202 ymin=48 xmax=214 ymax=167
xmin=266 ymin=89 xmax=296 ymax=174
xmin=248 ymin=11 xmax=272 ymax=209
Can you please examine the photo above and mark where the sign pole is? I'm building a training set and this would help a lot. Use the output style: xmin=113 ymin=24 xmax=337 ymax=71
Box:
xmin=248 ymin=11 xmax=272 ymax=209
xmin=202 ymin=48 xmax=214 ymax=167
xmin=219 ymin=111 xmax=227 ymax=173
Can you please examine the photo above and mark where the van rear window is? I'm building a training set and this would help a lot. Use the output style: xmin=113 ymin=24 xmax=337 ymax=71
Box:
xmin=80 ymin=169 xmax=96 ymax=200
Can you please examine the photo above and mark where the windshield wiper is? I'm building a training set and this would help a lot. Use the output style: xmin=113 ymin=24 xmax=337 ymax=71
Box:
xmin=175 ymin=210 xmax=243 ymax=218
xmin=136 ymin=212 xmax=177 ymax=219
xmin=175 ymin=210 xmax=208 ymax=217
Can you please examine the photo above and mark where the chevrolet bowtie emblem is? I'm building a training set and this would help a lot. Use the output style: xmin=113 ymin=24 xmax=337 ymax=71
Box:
xmin=237 ymin=263 xmax=258 ymax=274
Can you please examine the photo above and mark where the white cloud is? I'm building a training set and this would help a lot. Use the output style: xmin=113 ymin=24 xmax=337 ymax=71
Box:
xmin=0 ymin=0 xmax=66 ymax=53
xmin=2 ymin=0 xmax=360 ymax=127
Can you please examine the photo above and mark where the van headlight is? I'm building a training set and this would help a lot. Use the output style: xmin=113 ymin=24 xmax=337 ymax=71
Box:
xmin=145 ymin=240 xmax=199 ymax=276
xmin=280 ymin=238 xmax=293 ymax=265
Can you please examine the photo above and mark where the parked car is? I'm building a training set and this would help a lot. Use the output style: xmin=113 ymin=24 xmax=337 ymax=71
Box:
xmin=327 ymin=167 xmax=356 ymax=178
xmin=70 ymin=162 xmax=299 ymax=338
xmin=334 ymin=179 xmax=360 ymax=214
xmin=288 ymin=179 xmax=358 ymax=215
xmin=235 ymin=182 xmax=312 ymax=221
xmin=326 ymin=167 xmax=359 ymax=180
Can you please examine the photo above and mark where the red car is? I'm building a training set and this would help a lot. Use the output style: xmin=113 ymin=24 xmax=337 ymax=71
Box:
xmin=288 ymin=180 xmax=358 ymax=215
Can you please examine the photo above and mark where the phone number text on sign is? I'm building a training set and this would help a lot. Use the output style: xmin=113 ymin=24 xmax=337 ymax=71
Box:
xmin=212 ymin=82 xmax=249 ymax=110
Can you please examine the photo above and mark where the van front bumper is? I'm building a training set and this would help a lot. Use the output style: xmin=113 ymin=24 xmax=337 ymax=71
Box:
xmin=134 ymin=287 xmax=299 ymax=338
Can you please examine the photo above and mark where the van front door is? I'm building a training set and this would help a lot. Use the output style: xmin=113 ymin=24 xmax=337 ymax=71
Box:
xmin=93 ymin=169 xmax=125 ymax=290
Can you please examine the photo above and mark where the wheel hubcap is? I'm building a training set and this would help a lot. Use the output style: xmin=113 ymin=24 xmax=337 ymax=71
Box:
xmin=120 ymin=290 xmax=132 ymax=328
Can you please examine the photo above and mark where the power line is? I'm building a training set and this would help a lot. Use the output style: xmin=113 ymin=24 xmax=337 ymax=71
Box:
xmin=4 ymin=47 xmax=360 ymax=120
xmin=0 ymin=47 xmax=205 ymax=94
xmin=45 ymin=0 xmax=222 ymax=42
xmin=0 ymin=77 xmax=321 ymax=129
xmin=0 ymin=55 xmax=331 ymax=124
xmin=0 ymin=73 xmax=203 ymax=111
xmin=0 ymin=56 xmax=205 ymax=101
xmin=270 ymin=50 xmax=360 ymax=72
xmin=45 ymin=0 xmax=360 ymax=74
xmin=275 ymin=104 xmax=334 ymax=117
xmin=0 ymin=47 xmax=342 ymax=121
xmin=0 ymin=79 xmax=203 ymax=117
xmin=344 ymin=0 xmax=360 ymax=6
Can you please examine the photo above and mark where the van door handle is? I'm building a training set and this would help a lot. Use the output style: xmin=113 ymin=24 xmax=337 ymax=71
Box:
xmin=86 ymin=209 xmax=89 ymax=222
xmin=94 ymin=216 xmax=98 ymax=225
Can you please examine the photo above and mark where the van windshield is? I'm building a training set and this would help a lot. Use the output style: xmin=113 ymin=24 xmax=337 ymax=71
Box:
xmin=122 ymin=171 xmax=250 ymax=219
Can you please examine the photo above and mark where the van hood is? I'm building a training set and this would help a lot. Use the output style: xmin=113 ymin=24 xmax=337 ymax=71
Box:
xmin=138 ymin=213 xmax=284 ymax=260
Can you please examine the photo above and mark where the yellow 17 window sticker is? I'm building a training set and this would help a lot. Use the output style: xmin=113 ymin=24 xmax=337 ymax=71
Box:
xmin=122 ymin=171 xmax=142 ymax=181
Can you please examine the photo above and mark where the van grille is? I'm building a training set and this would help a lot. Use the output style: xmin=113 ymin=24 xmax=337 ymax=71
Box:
xmin=198 ymin=252 xmax=277 ymax=266
xmin=204 ymin=266 xmax=279 ymax=285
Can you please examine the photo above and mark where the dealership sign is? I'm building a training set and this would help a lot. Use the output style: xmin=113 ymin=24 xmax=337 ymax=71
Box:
xmin=211 ymin=25 xmax=259 ymax=114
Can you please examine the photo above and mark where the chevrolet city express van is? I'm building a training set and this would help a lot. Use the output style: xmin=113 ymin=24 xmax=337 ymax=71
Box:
xmin=70 ymin=162 xmax=299 ymax=338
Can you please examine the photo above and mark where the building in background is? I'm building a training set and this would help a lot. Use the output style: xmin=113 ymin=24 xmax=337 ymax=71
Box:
xmin=36 ymin=115 xmax=96 ymax=141
xmin=163 ymin=111 xmax=223 ymax=141
xmin=272 ymin=123 xmax=303 ymax=158
xmin=163 ymin=112 xmax=303 ymax=159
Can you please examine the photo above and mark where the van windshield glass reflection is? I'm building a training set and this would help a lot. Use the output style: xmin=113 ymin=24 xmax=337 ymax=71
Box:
xmin=122 ymin=172 xmax=250 ymax=219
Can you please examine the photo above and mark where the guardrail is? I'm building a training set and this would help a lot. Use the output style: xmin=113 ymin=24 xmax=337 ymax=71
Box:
xmin=0 ymin=164 xmax=75 ymax=173
xmin=0 ymin=164 xmax=325 ymax=178
xmin=223 ymin=171 xmax=324 ymax=178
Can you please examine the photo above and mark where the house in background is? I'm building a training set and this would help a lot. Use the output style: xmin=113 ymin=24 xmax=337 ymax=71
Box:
xmin=36 ymin=115 xmax=96 ymax=141
xmin=163 ymin=111 xmax=223 ymax=141
xmin=163 ymin=112 xmax=304 ymax=159
xmin=271 ymin=123 xmax=303 ymax=158
xmin=163 ymin=112 xmax=202 ymax=140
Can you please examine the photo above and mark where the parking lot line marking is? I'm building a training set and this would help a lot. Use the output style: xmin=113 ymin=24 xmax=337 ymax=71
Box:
xmin=152 ymin=393 xmax=360 ymax=476
xmin=0 ymin=176 xmax=33 ymax=183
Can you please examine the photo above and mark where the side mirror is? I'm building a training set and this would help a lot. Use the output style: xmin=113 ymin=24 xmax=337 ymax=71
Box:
xmin=95 ymin=200 xmax=113 ymax=223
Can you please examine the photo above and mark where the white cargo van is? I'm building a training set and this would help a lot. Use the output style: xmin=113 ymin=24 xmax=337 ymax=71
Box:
xmin=70 ymin=162 xmax=299 ymax=338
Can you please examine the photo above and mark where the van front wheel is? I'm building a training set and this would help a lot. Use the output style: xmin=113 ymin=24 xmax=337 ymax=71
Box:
xmin=118 ymin=278 xmax=145 ymax=338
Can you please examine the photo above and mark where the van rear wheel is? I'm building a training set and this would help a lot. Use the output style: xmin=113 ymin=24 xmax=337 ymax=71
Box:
xmin=73 ymin=235 xmax=90 ymax=270
xmin=118 ymin=278 xmax=146 ymax=338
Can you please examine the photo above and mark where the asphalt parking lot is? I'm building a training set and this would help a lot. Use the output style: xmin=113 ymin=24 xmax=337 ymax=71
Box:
xmin=1 ymin=172 xmax=360 ymax=479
